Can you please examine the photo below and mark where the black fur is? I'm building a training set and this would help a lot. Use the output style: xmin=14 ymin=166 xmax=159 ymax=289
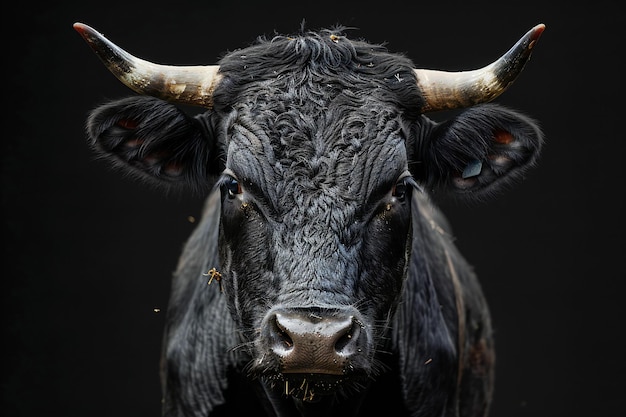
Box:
xmin=83 ymin=26 xmax=543 ymax=417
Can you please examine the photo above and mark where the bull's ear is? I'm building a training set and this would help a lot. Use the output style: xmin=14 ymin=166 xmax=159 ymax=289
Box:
xmin=86 ymin=96 xmax=221 ymax=192
xmin=413 ymin=103 xmax=543 ymax=199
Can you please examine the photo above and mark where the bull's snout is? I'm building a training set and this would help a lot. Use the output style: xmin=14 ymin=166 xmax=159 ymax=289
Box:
xmin=266 ymin=309 xmax=366 ymax=375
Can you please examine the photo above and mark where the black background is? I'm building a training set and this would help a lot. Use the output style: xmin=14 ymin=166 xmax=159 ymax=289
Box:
xmin=3 ymin=1 xmax=624 ymax=416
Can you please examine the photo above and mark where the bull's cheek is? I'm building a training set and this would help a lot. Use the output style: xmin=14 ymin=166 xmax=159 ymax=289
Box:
xmin=360 ymin=213 xmax=410 ymax=303
xmin=218 ymin=217 xmax=272 ymax=327
xmin=216 ymin=268 xmax=263 ymax=339
xmin=215 ymin=237 xmax=247 ymax=329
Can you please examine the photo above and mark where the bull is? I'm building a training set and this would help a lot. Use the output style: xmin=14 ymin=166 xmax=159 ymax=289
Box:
xmin=74 ymin=22 xmax=545 ymax=417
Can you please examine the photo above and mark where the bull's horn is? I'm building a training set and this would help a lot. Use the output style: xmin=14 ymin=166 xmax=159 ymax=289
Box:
xmin=73 ymin=22 xmax=221 ymax=108
xmin=415 ymin=23 xmax=545 ymax=113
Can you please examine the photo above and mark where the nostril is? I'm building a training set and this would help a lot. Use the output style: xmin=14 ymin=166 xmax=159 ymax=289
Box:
xmin=335 ymin=317 xmax=363 ymax=356
xmin=270 ymin=314 xmax=294 ymax=355
xmin=334 ymin=318 xmax=361 ymax=355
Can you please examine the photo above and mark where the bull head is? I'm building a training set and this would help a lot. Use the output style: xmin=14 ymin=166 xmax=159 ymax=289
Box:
xmin=75 ymin=22 xmax=545 ymax=416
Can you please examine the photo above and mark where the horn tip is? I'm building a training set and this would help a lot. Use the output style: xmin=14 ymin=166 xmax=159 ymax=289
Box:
xmin=73 ymin=22 xmax=102 ymax=42
xmin=528 ymin=23 xmax=546 ymax=45
xmin=73 ymin=22 xmax=89 ymax=34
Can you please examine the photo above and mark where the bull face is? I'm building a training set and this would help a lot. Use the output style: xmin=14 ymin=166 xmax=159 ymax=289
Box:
xmin=216 ymin=93 xmax=415 ymax=399
xmin=75 ymin=22 xmax=544 ymax=415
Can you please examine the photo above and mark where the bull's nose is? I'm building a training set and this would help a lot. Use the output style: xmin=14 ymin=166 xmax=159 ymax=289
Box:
xmin=269 ymin=311 xmax=363 ymax=375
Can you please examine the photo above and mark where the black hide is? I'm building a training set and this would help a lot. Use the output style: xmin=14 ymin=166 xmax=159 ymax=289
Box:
xmin=83 ymin=27 xmax=543 ymax=417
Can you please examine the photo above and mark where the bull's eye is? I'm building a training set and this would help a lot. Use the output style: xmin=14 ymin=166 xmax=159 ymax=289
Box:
xmin=224 ymin=177 xmax=242 ymax=198
xmin=391 ymin=177 xmax=412 ymax=202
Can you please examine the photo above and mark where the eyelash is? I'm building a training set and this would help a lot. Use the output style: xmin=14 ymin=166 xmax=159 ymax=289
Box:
xmin=391 ymin=176 xmax=416 ymax=201
xmin=219 ymin=175 xmax=243 ymax=198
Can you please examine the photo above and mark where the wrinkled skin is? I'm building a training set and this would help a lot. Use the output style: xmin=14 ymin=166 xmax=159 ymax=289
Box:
xmin=83 ymin=28 xmax=543 ymax=417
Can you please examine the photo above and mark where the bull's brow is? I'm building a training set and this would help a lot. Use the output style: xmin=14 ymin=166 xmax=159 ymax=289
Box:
xmin=219 ymin=169 xmax=264 ymax=198
xmin=219 ymin=168 xmax=281 ymax=218
xmin=362 ymin=169 xmax=412 ymax=211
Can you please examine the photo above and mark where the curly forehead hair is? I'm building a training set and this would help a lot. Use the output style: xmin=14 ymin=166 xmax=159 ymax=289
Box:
xmin=213 ymin=26 xmax=424 ymax=116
